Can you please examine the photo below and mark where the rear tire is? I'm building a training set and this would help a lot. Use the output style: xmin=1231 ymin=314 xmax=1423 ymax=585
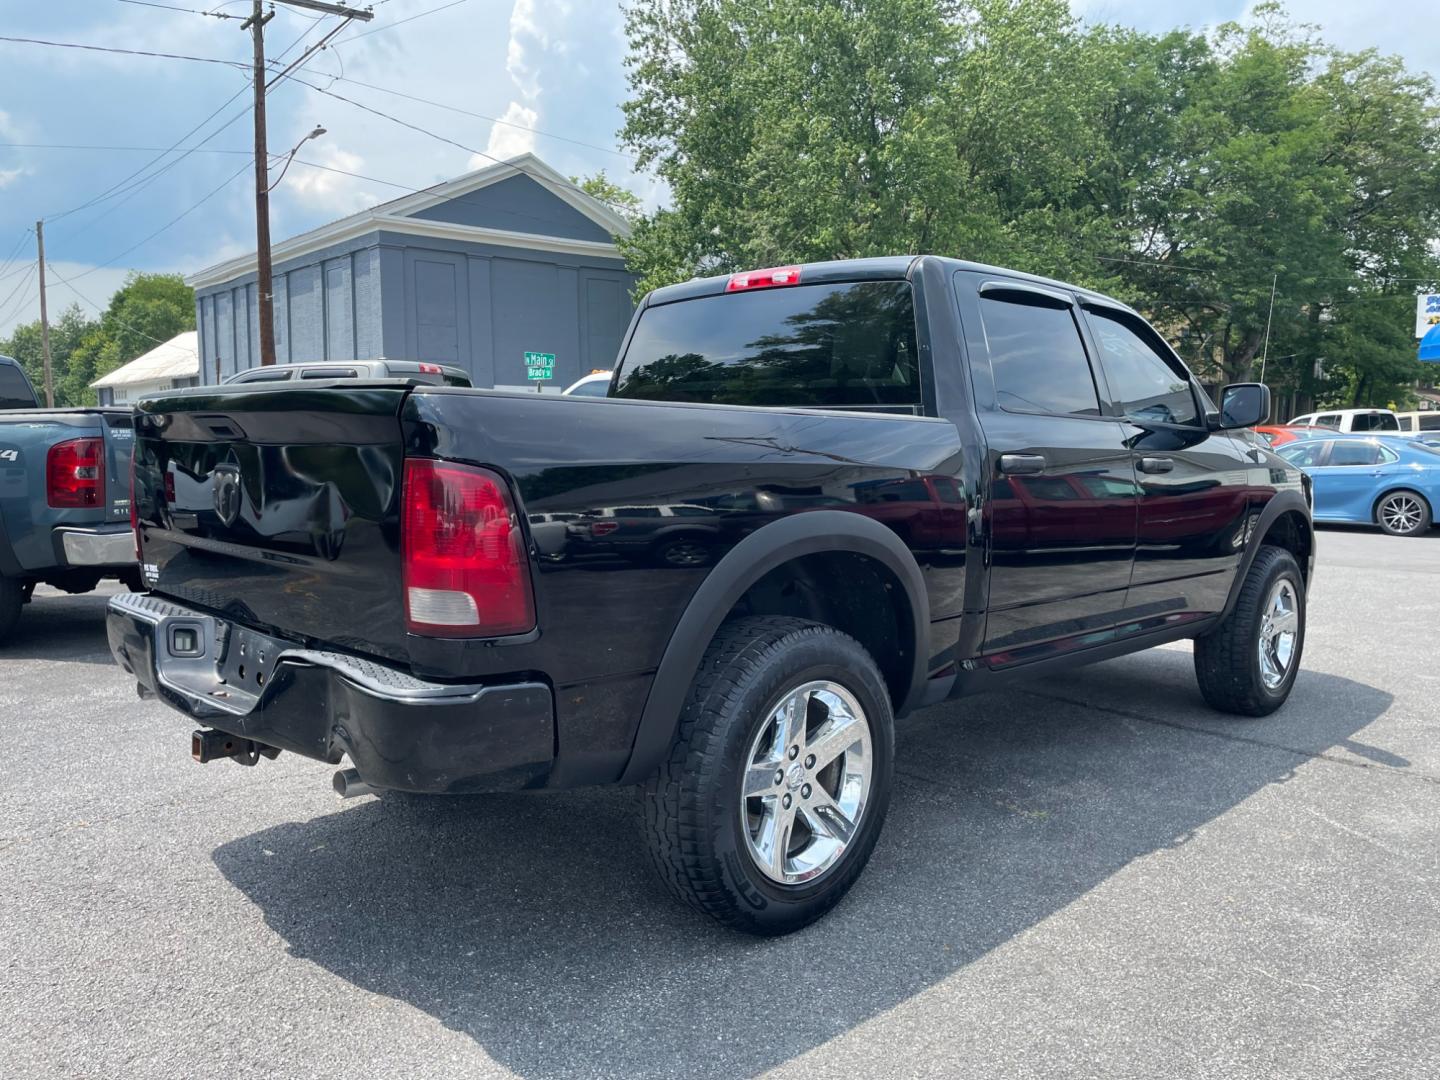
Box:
xmin=0 ymin=576 xmax=23 ymax=644
xmin=1194 ymin=546 xmax=1305 ymax=716
xmin=1375 ymin=490 xmax=1432 ymax=536
xmin=640 ymin=615 xmax=895 ymax=935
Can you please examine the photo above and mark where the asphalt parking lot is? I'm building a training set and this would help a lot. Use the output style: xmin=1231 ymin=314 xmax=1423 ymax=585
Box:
xmin=2 ymin=527 xmax=1437 ymax=1080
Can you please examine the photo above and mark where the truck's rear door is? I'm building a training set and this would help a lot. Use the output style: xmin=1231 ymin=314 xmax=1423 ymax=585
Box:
xmin=134 ymin=383 xmax=412 ymax=662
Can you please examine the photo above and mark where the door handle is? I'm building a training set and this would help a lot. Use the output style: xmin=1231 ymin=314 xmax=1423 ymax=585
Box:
xmin=1137 ymin=456 xmax=1174 ymax=474
xmin=998 ymin=453 xmax=1047 ymax=476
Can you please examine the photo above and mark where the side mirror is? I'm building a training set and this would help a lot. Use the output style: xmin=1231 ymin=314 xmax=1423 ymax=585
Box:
xmin=1216 ymin=382 xmax=1270 ymax=430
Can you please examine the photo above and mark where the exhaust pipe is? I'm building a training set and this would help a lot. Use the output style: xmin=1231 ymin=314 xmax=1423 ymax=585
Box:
xmin=333 ymin=767 xmax=376 ymax=799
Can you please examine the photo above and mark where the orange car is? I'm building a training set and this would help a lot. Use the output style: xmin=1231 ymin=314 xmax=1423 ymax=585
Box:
xmin=1253 ymin=424 xmax=1323 ymax=447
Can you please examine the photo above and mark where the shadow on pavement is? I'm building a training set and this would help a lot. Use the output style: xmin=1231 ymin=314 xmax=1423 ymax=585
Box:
xmin=212 ymin=657 xmax=1392 ymax=1079
xmin=0 ymin=587 xmax=121 ymax=666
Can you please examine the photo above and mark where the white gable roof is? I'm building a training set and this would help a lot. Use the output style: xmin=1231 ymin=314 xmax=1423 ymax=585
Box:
xmin=186 ymin=153 xmax=631 ymax=289
xmin=91 ymin=331 xmax=198 ymax=389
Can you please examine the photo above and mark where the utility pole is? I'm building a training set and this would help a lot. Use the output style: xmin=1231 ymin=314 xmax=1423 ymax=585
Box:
xmin=242 ymin=0 xmax=371 ymax=366
xmin=243 ymin=1 xmax=277 ymax=365
xmin=35 ymin=220 xmax=53 ymax=408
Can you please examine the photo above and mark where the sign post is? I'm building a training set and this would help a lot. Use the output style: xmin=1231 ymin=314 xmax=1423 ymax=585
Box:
xmin=524 ymin=351 xmax=556 ymax=391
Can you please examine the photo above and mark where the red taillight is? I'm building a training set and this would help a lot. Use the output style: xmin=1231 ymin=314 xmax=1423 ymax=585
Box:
xmin=402 ymin=458 xmax=535 ymax=637
xmin=418 ymin=362 xmax=442 ymax=374
xmin=47 ymin=437 xmax=105 ymax=509
xmin=726 ymin=265 xmax=801 ymax=292
xmin=589 ymin=520 xmax=619 ymax=536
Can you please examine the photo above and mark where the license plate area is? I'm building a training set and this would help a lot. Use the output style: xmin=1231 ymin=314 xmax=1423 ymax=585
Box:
xmin=156 ymin=613 xmax=288 ymax=715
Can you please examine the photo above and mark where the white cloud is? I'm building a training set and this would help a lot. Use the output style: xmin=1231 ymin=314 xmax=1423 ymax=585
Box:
xmin=0 ymin=168 xmax=25 ymax=189
xmin=283 ymin=145 xmax=374 ymax=215
xmin=479 ymin=102 xmax=539 ymax=161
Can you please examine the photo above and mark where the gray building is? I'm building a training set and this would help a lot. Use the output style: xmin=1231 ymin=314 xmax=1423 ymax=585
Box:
xmin=187 ymin=154 xmax=637 ymax=390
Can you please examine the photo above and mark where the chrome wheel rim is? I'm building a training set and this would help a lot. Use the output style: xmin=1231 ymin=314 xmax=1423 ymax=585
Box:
xmin=740 ymin=680 xmax=873 ymax=885
xmin=662 ymin=540 xmax=708 ymax=566
xmin=1257 ymin=578 xmax=1300 ymax=690
xmin=1380 ymin=495 xmax=1423 ymax=535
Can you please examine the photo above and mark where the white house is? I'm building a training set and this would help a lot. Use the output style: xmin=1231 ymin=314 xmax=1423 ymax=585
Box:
xmin=90 ymin=330 xmax=200 ymax=405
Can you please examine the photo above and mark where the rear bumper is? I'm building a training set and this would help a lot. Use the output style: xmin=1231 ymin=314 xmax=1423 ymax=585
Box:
xmin=55 ymin=525 xmax=135 ymax=567
xmin=106 ymin=592 xmax=555 ymax=793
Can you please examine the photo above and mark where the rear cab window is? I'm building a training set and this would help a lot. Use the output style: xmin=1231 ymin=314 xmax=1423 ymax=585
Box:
xmin=1350 ymin=412 xmax=1399 ymax=432
xmin=612 ymin=280 xmax=921 ymax=412
xmin=0 ymin=362 xmax=37 ymax=408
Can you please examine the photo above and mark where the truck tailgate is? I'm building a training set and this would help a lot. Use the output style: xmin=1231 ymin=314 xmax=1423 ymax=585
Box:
xmin=100 ymin=411 xmax=134 ymax=524
xmin=134 ymin=385 xmax=412 ymax=662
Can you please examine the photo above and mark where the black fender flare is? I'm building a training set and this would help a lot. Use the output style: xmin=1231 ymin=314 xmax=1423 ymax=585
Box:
xmin=1219 ymin=489 xmax=1313 ymax=621
xmin=617 ymin=510 xmax=931 ymax=785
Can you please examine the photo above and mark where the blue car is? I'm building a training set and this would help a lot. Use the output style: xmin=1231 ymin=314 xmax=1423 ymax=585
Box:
xmin=1275 ymin=435 xmax=1440 ymax=536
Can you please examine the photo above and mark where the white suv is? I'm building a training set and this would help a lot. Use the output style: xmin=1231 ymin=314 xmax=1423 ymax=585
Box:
xmin=1287 ymin=408 xmax=1402 ymax=434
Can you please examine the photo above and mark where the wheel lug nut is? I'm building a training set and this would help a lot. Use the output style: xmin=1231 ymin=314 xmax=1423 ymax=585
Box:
xmin=774 ymin=769 xmax=784 ymax=785
xmin=782 ymin=794 xmax=792 ymax=809
xmin=804 ymin=754 xmax=815 ymax=769
xmin=801 ymin=784 xmax=811 ymax=799
xmin=788 ymin=745 xmax=799 ymax=760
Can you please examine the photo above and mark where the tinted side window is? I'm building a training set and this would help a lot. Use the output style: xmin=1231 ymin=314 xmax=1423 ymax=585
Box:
xmin=0 ymin=362 xmax=37 ymax=409
xmin=1327 ymin=441 xmax=1384 ymax=466
xmin=1357 ymin=413 xmax=1398 ymax=432
xmin=978 ymin=293 xmax=1099 ymax=416
xmin=1086 ymin=308 xmax=1199 ymax=426
xmin=1422 ymin=414 xmax=1440 ymax=432
xmin=1278 ymin=441 xmax=1327 ymax=468
xmin=1315 ymin=414 xmax=1341 ymax=429
xmin=614 ymin=281 xmax=920 ymax=410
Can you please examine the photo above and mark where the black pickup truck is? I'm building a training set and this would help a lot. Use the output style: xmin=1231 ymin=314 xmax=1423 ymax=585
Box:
xmin=108 ymin=256 xmax=1313 ymax=934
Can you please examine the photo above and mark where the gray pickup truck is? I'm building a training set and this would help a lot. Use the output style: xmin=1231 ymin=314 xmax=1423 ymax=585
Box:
xmin=0 ymin=355 xmax=138 ymax=642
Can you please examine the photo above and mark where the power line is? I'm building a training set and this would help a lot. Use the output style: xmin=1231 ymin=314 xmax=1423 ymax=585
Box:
xmin=0 ymin=265 xmax=38 ymax=329
xmin=0 ymin=229 xmax=32 ymax=282
xmin=1 ymin=141 xmax=252 ymax=154
xmin=65 ymin=161 xmax=252 ymax=283
xmin=335 ymin=0 xmax=470 ymax=43
xmin=0 ymin=35 xmax=249 ymax=70
xmin=116 ymin=0 xmax=240 ymax=17
xmin=42 ymin=17 xmax=323 ymax=230
xmin=47 ymin=267 xmax=174 ymax=347
xmin=43 ymin=86 xmax=250 ymax=224
xmin=322 ymin=73 xmax=637 ymax=162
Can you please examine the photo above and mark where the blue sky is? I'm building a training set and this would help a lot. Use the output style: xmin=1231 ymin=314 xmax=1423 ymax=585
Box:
xmin=0 ymin=0 xmax=1435 ymax=336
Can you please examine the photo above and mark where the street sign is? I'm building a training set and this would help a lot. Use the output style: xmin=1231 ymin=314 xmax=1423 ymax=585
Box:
xmin=1417 ymin=293 xmax=1440 ymax=339
xmin=524 ymin=351 xmax=555 ymax=382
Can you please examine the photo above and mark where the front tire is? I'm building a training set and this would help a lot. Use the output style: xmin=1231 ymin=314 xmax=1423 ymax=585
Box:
xmin=1375 ymin=490 xmax=1432 ymax=536
xmin=640 ymin=616 xmax=895 ymax=935
xmin=1194 ymin=546 xmax=1305 ymax=716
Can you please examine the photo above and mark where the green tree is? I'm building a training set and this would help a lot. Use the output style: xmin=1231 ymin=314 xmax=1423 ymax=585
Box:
xmin=573 ymin=170 xmax=645 ymax=225
xmin=0 ymin=272 xmax=195 ymax=406
xmin=0 ymin=305 xmax=95 ymax=406
xmin=1095 ymin=9 xmax=1440 ymax=391
xmin=616 ymin=1 xmax=1440 ymax=406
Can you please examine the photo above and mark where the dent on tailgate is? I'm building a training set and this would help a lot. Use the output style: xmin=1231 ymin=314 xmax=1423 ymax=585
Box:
xmin=133 ymin=385 xmax=413 ymax=662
